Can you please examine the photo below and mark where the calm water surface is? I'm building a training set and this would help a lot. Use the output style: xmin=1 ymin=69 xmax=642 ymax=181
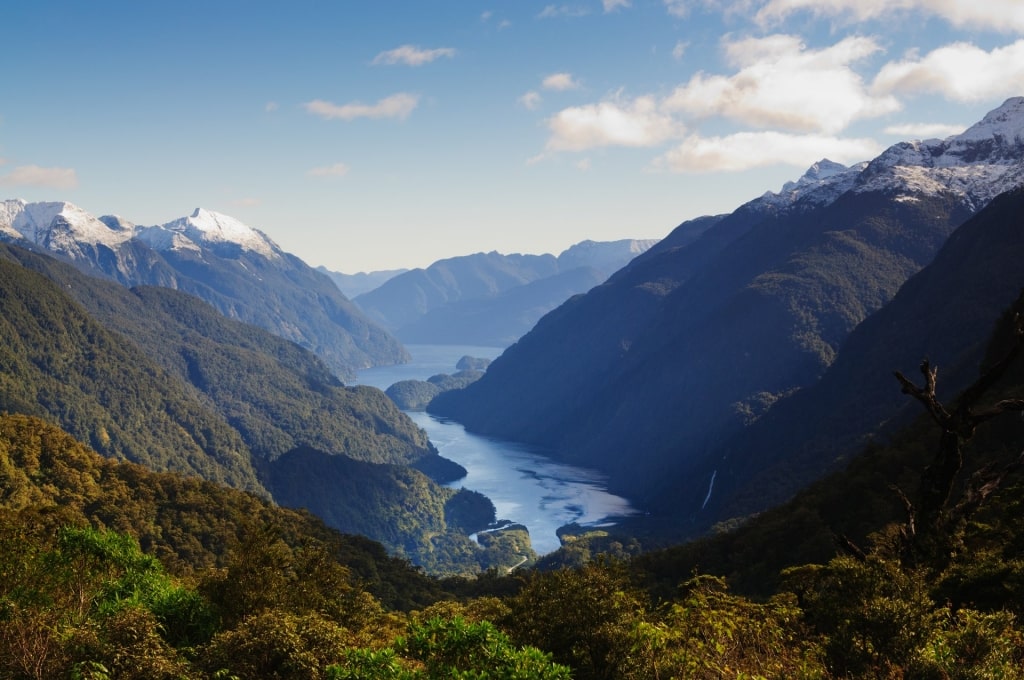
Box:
xmin=355 ymin=345 xmax=636 ymax=554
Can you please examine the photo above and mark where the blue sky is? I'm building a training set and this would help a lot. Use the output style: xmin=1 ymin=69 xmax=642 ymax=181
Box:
xmin=3 ymin=1 xmax=1023 ymax=272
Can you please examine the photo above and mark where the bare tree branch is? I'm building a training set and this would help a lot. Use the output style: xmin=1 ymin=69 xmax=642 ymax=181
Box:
xmin=894 ymin=313 xmax=1024 ymax=552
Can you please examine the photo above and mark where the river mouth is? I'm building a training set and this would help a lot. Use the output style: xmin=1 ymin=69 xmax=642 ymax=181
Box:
xmin=354 ymin=344 xmax=637 ymax=555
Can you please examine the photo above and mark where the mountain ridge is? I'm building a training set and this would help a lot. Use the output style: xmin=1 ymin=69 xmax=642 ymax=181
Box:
xmin=351 ymin=238 xmax=665 ymax=347
xmin=0 ymin=201 xmax=407 ymax=378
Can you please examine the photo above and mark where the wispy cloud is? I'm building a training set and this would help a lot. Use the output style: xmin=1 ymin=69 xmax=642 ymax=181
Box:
xmin=545 ymin=96 xmax=684 ymax=151
xmin=307 ymin=163 xmax=351 ymax=177
xmin=664 ymin=0 xmax=690 ymax=17
xmin=753 ymin=0 xmax=1024 ymax=33
xmin=0 ymin=164 xmax=79 ymax=189
xmin=883 ymin=122 xmax=967 ymax=139
xmin=873 ymin=40 xmax=1024 ymax=102
xmin=482 ymin=11 xmax=513 ymax=29
xmin=304 ymin=93 xmax=420 ymax=121
xmin=232 ymin=197 xmax=262 ymax=207
xmin=604 ymin=0 xmax=631 ymax=11
xmin=662 ymin=34 xmax=900 ymax=134
xmin=655 ymin=131 xmax=881 ymax=172
xmin=672 ymin=41 xmax=688 ymax=61
xmin=520 ymin=91 xmax=543 ymax=110
xmin=538 ymin=5 xmax=590 ymax=18
xmin=542 ymin=73 xmax=581 ymax=91
xmin=372 ymin=45 xmax=457 ymax=67
xmin=265 ymin=101 xmax=279 ymax=112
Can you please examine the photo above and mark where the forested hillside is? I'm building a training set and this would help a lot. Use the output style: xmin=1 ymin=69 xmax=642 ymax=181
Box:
xmin=0 ymin=244 xmax=515 ymax=573
xmin=699 ymin=186 xmax=1024 ymax=526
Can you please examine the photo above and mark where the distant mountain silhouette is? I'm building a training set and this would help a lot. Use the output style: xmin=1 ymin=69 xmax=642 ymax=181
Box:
xmin=354 ymin=239 xmax=662 ymax=346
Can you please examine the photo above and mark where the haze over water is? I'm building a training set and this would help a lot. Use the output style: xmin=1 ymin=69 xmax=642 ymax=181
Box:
xmin=355 ymin=345 xmax=636 ymax=554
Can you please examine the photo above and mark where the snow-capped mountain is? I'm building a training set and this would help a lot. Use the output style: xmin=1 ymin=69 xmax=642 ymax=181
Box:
xmin=0 ymin=202 xmax=408 ymax=378
xmin=758 ymin=159 xmax=869 ymax=210
xmin=854 ymin=96 xmax=1024 ymax=208
xmin=0 ymin=199 xmax=135 ymax=257
xmin=136 ymin=207 xmax=281 ymax=259
xmin=748 ymin=97 xmax=1024 ymax=215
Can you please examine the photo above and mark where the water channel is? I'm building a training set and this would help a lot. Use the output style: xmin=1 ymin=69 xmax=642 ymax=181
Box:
xmin=354 ymin=344 xmax=636 ymax=554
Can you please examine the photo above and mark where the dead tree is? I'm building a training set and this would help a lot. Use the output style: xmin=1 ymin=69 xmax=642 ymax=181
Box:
xmin=892 ymin=316 xmax=1024 ymax=556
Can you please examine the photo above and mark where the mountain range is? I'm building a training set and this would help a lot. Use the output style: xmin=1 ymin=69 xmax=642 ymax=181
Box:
xmin=351 ymin=239 xmax=661 ymax=347
xmin=431 ymin=96 xmax=1024 ymax=535
xmin=0 ymin=203 xmax=406 ymax=379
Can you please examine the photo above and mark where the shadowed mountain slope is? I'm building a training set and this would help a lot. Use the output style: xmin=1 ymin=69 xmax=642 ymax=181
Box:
xmin=432 ymin=99 xmax=1024 ymax=518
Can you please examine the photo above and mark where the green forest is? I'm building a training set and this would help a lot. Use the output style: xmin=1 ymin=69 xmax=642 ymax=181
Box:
xmin=0 ymin=245 xmax=521 ymax=575
xmin=4 ymin=291 xmax=1024 ymax=678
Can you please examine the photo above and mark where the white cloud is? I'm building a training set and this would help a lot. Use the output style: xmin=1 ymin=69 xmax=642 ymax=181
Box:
xmin=520 ymin=91 xmax=543 ymax=110
xmin=883 ymin=122 xmax=967 ymax=139
xmin=655 ymin=130 xmax=881 ymax=172
xmin=538 ymin=5 xmax=590 ymax=18
xmin=0 ymin=164 xmax=78 ymax=189
xmin=545 ymin=96 xmax=684 ymax=151
xmin=604 ymin=0 xmax=631 ymax=11
xmin=662 ymin=34 xmax=900 ymax=134
xmin=307 ymin=163 xmax=351 ymax=177
xmin=542 ymin=72 xmax=581 ymax=91
xmin=672 ymin=41 xmax=688 ymax=61
xmin=664 ymin=0 xmax=691 ymax=17
xmin=753 ymin=0 xmax=1024 ymax=33
xmin=265 ymin=101 xmax=279 ymax=112
xmin=576 ymin=158 xmax=592 ymax=170
xmin=304 ymin=93 xmax=420 ymax=121
xmin=372 ymin=45 xmax=457 ymax=67
xmin=873 ymin=40 xmax=1024 ymax=102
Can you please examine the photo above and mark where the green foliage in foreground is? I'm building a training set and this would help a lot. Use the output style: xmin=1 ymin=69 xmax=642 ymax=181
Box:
xmin=329 ymin=617 xmax=571 ymax=679
xmin=2 ymin=405 xmax=1024 ymax=678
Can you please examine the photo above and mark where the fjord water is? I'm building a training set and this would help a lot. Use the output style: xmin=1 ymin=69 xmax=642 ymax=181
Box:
xmin=355 ymin=345 xmax=635 ymax=554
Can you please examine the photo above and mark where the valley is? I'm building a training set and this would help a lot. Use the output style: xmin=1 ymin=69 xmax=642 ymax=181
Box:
xmin=354 ymin=345 xmax=637 ymax=555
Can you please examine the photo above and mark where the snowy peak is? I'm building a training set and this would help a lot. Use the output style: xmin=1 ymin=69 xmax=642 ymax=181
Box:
xmin=0 ymin=199 xmax=135 ymax=252
xmin=757 ymin=159 xmax=868 ymax=211
xmin=138 ymin=208 xmax=281 ymax=259
xmin=778 ymin=158 xmax=856 ymax=194
xmin=854 ymin=97 xmax=1024 ymax=207
xmin=956 ymin=96 xmax=1024 ymax=146
xmin=0 ymin=200 xmax=284 ymax=262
